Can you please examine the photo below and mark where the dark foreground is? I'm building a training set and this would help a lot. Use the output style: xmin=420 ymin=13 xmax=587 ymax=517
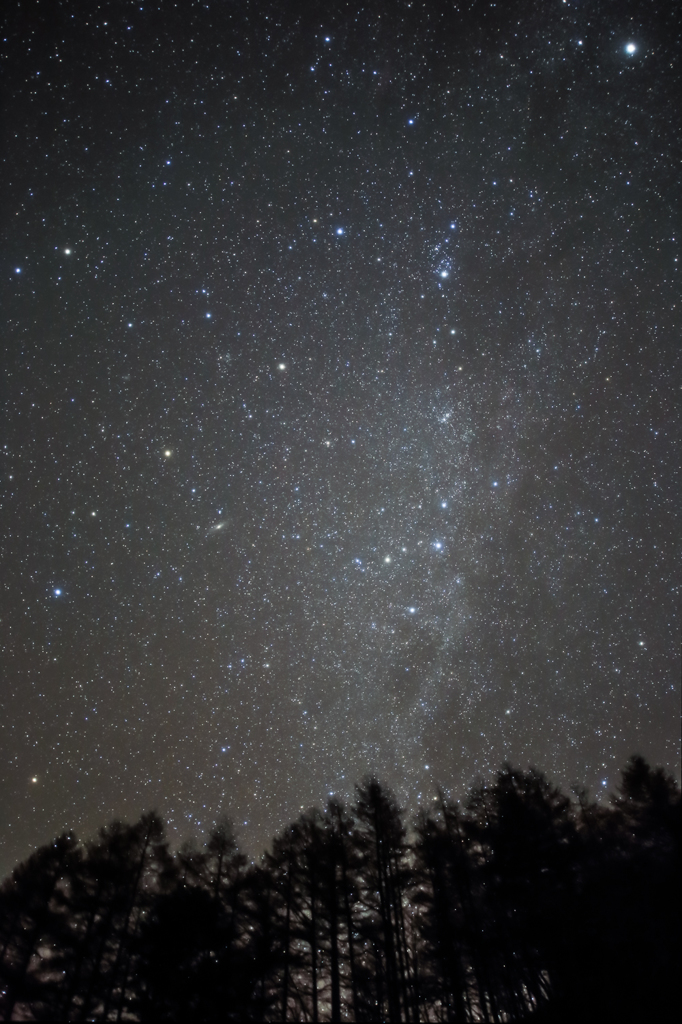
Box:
xmin=0 ymin=756 xmax=678 ymax=1021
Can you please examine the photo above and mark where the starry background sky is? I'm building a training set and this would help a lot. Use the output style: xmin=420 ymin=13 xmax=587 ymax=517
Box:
xmin=1 ymin=0 xmax=679 ymax=876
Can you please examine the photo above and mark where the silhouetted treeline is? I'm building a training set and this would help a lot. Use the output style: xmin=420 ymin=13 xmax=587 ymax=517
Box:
xmin=0 ymin=757 xmax=678 ymax=1022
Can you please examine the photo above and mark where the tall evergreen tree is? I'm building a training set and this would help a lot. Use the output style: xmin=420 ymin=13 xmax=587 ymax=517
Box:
xmin=413 ymin=799 xmax=478 ymax=1023
xmin=57 ymin=813 xmax=173 ymax=1022
xmin=463 ymin=767 xmax=577 ymax=1020
xmin=556 ymin=757 xmax=681 ymax=1023
xmin=0 ymin=833 xmax=76 ymax=1020
xmin=353 ymin=779 xmax=416 ymax=1023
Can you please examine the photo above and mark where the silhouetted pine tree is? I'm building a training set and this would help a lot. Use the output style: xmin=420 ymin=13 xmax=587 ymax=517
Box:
xmin=56 ymin=813 xmax=173 ymax=1022
xmin=320 ymin=798 xmax=363 ymax=1022
xmin=265 ymin=799 xmax=366 ymax=1021
xmin=240 ymin=862 xmax=283 ymax=1021
xmin=547 ymin=756 xmax=681 ymax=1024
xmin=412 ymin=797 xmax=478 ymax=1023
xmin=0 ymin=833 xmax=76 ymax=1020
xmin=353 ymin=779 xmax=416 ymax=1023
xmin=136 ymin=817 xmax=270 ymax=1023
xmin=264 ymin=829 xmax=299 ymax=1021
xmin=268 ymin=811 xmax=326 ymax=1021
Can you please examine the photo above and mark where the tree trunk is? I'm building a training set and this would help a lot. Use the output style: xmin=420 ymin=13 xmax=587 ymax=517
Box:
xmin=281 ymin=851 xmax=292 ymax=1023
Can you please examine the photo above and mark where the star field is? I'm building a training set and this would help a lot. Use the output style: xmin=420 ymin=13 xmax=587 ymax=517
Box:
xmin=1 ymin=0 xmax=679 ymax=874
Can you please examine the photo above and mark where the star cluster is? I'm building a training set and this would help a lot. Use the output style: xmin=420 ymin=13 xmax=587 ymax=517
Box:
xmin=1 ymin=0 xmax=679 ymax=874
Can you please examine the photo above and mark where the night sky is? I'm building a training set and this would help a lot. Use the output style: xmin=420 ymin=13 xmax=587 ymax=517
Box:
xmin=2 ymin=0 xmax=679 ymax=877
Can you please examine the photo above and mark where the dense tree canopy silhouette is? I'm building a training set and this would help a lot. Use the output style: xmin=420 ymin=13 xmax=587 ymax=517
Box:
xmin=0 ymin=757 xmax=678 ymax=1021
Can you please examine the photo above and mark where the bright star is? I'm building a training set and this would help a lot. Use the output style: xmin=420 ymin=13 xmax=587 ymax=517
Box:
xmin=64 ymin=248 xmax=71 ymax=255
xmin=278 ymin=362 xmax=286 ymax=370
xmin=336 ymin=227 xmax=344 ymax=235
xmin=384 ymin=556 xmax=391 ymax=563
xmin=408 ymin=607 xmax=416 ymax=614
xmin=433 ymin=541 xmax=442 ymax=550
xmin=625 ymin=42 xmax=637 ymax=54
xmin=54 ymin=588 xmax=61 ymax=596
xmin=164 ymin=449 xmax=172 ymax=457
